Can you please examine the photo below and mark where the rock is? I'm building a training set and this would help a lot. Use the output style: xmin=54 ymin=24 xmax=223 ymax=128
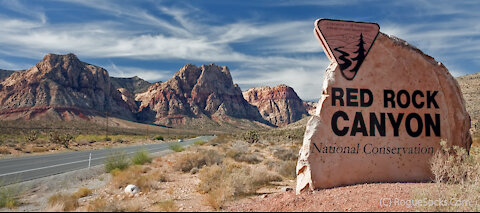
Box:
xmin=124 ymin=184 xmax=140 ymax=195
xmin=136 ymin=64 xmax=264 ymax=126
xmin=110 ymin=76 xmax=152 ymax=94
xmin=296 ymin=31 xmax=472 ymax=193
xmin=0 ymin=53 xmax=135 ymax=120
xmin=243 ymin=85 xmax=308 ymax=127
xmin=303 ymin=101 xmax=317 ymax=115
xmin=0 ymin=69 xmax=16 ymax=81
xmin=281 ymin=187 xmax=293 ymax=192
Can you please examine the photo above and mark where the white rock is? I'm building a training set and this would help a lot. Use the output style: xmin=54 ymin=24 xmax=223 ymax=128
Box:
xmin=124 ymin=184 xmax=140 ymax=195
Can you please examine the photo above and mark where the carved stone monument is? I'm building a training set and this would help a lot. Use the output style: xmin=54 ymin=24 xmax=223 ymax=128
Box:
xmin=296 ymin=19 xmax=472 ymax=193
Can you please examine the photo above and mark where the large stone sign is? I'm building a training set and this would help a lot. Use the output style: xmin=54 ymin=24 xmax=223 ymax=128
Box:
xmin=296 ymin=19 xmax=472 ymax=193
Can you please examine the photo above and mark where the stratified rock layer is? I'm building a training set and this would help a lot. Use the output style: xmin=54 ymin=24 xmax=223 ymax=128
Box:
xmin=0 ymin=53 xmax=134 ymax=120
xmin=296 ymin=33 xmax=472 ymax=193
xmin=243 ymin=85 xmax=308 ymax=127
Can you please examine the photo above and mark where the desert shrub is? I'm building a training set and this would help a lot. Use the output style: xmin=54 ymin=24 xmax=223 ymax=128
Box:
xmin=0 ymin=184 xmax=21 ymax=209
xmin=204 ymin=188 xmax=227 ymax=211
xmin=24 ymin=130 xmax=39 ymax=143
xmin=49 ymin=131 xmax=75 ymax=149
xmin=47 ymin=193 xmax=78 ymax=211
xmin=31 ymin=146 xmax=49 ymax=153
xmin=73 ymin=187 xmax=92 ymax=199
xmin=154 ymin=200 xmax=178 ymax=212
xmin=110 ymin=166 xmax=159 ymax=192
xmin=226 ymin=141 xmax=262 ymax=164
xmin=414 ymin=140 xmax=480 ymax=212
xmin=208 ymin=134 xmax=231 ymax=146
xmin=0 ymin=147 xmax=11 ymax=155
xmin=194 ymin=140 xmax=206 ymax=146
xmin=174 ymin=149 xmax=224 ymax=173
xmin=169 ymin=144 xmax=184 ymax=152
xmin=276 ymin=160 xmax=297 ymax=179
xmin=110 ymin=166 xmax=143 ymax=188
xmin=131 ymin=149 xmax=152 ymax=165
xmin=154 ymin=135 xmax=164 ymax=141
xmin=272 ymin=147 xmax=298 ymax=161
xmin=430 ymin=140 xmax=479 ymax=184
xmin=86 ymin=197 xmax=122 ymax=212
xmin=105 ymin=151 xmax=130 ymax=173
xmin=243 ymin=130 xmax=259 ymax=143
xmin=198 ymin=162 xmax=282 ymax=199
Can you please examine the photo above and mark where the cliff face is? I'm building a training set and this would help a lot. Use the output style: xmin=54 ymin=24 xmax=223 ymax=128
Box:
xmin=242 ymin=85 xmax=308 ymax=127
xmin=0 ymin=53 xmax=134 ymax=120
xmin=136 ymin=64 xmax=264 ymax=126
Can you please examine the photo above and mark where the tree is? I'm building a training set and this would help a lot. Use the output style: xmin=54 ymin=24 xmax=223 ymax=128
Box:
xmin=349 ymin=33 xmax=367 ymax=74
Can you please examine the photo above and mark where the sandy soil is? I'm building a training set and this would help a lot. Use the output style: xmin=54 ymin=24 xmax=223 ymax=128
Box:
xmin=225 ymin=183 xmax=432 ymax=212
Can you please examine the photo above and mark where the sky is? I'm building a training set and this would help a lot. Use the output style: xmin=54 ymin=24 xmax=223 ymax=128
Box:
xmin=0 ymin=0 xmax=479 ymax=100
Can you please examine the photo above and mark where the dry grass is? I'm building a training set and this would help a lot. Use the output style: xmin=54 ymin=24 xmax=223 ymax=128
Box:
xmin=47 ymin=193 xmax=78 ymax=212
xmin=173 ymin=149 xmax=224 ymax=173
xmin=110 ymin=165 xmax=162 ymax=192
xmin=414 ymin=140 xmax=480 ymax=212
xmin=86 ymin=197 xmax=122 ymax=212
xmin=73 ymin=187 xmax=92 ymax=198
xmin=0 ymin=183 xmax=21 ymax=209
xmin=198 ymin=160 xmax=282 ymax=209
xmin=226 ymin=141 xmax=263 ymax=164
xmin=154 ymin=200 xmax=178 ymax=212
xmin=0 ymin=147 xmax=10 ymax=154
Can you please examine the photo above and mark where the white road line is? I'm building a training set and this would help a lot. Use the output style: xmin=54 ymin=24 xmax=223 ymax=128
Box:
xmin=0 ymin=146 xmax=167 ymax=177
xmin=0 ymin=137 xmax=207 ymax=178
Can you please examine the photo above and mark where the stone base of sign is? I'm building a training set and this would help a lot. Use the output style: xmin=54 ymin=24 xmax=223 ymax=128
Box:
xmin=296 ymin=33 xmax=472 ymax=194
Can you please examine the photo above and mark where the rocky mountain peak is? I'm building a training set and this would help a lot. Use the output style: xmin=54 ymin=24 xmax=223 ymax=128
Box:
xmin=136 ymin=64 xmax=264 ymax=126
xmin=0 ymin=53 xmax=133 ymax=120
xmin=243 ymin=84 xmax=308 ymax=127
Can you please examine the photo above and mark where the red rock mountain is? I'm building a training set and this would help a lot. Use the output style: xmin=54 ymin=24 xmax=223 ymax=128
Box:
xmin=242 ymin=85 xmax=308 ymax=127
xmin=136 ymin=64 xmax=265 ymax=126
xmin=0 ymin=53 xmax=135 ymax=120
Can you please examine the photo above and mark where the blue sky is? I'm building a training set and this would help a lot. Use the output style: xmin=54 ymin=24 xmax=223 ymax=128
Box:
xmin=0 ymin=0 xmax=479 ymax=100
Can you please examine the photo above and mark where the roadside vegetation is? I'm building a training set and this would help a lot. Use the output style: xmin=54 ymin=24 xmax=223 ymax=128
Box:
xmin=414 ymin=140 xmax=480 ymax=212
xmin=0 ymin=183 xmax=22 ymax=209
xmin=0 ymin=120 xmax=201 ymax=156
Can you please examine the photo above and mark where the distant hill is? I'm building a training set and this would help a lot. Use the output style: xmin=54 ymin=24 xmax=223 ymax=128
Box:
xmin=110 ymin=76 xmax=152 ymax=95
xmin=243 ymin=85 xmax=308 ymax=127
xmin=0 ymin=54 xmax=319 ymax=131
xmin=0 ymin=69 xmax=16 ymax=81
xmin=457 ymin=72 xmax=480 ymax=133
xmin=0 ymin=53 xmax=135 ymax=121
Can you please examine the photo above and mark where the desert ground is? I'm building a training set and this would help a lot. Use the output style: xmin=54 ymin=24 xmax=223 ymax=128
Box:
xmin=1 ymin=125 xmax=478 ymax=212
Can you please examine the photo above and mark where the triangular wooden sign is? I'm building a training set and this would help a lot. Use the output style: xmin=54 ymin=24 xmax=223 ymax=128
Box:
xmin=314 ymin=19 xmax=380 ymax=80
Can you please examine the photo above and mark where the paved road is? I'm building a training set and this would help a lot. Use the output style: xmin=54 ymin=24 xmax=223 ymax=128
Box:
xmin=0 ymin=136 xmax=214 ymax=185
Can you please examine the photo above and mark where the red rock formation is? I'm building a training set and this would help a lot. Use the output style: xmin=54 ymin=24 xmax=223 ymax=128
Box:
xmin=0 ymin=53 xmax=134 ymax=120
xmin=136 ymin=64 xmax=263 ymax=126
xmin=242 ymin=85 xmax=308 ymax=127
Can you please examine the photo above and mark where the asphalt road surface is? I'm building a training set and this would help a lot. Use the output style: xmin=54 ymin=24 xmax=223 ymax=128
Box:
xmin=0 ymin=136 xmax=214 ymax=185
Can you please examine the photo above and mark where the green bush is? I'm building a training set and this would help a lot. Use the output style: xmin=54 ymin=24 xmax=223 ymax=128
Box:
xmin=105 ymin=151 xmax=130 ymax=173
xmin=24 ymin=130 xmax=39 ymax=143
xmin=49 ymin=131 xmax=75 ymax=148
xmin=169 ymin=144 xmax=184 ymax=152
xmin=131 ymin=149 xmax=152 ymax=165
xmin=0 ymin=184 xmax=20 ymax=209
xmin=154 ymin=136 xmax=164 ymax=141
xmin=243 ymin=130 xmax=259 ymax=143
xmin=194 ymin=140 xmax=206 ymax=146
